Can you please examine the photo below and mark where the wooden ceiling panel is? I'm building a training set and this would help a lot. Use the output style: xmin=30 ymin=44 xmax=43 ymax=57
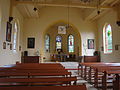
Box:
xmin=14 ymin=0 xmax=120 ymax=20
xmin=16 ymin=4 xmax=30 ymax=18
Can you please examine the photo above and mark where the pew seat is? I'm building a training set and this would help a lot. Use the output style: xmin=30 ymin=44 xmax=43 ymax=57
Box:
xmin=0 ymin=85 xmax=87 ymax=90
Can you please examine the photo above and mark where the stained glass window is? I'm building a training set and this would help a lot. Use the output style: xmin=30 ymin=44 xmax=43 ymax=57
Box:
xmin=45 ymin=34 xmax=50 ymax=52
xmin=56 ymin=35 xmax=62 ymax=50
xmin=13 ymin=22 xmax=18 ymax=52
xmin=103 ymin=24 xmax=112 ymax=53
xmin=68 ymin=35 xmax=74 ymax=53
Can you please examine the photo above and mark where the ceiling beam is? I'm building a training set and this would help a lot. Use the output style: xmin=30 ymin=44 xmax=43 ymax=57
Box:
xmin=24 ymin=5 xmax=32 ymax=18
xmin=84 ymin=0 xmax=118 ymax=21
xmin=114 ymin=3 xmax=120 ymax=20
xmin=10 ymin=0 xmax=16 ymax=16
xmin=111 ymin=0 xmax=120 ymax=6
xmin=84 ymin=10 xmax=98 ymax=21
xmin=90 ymin=10 xmax=109 ymax=21
xmin=14 ymin=1 xmax=112 ymax=9
xmin=100 ymin=0 xmax=114 ymax=5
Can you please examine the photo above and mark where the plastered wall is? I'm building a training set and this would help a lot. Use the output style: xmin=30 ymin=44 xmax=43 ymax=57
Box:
xmin=0 ymin=0 xmax=24 ymax=66
xmin=22 ymin=7 xmax=98 ymax=62
xmin=97 ymin=9 xmax=120 ymax=62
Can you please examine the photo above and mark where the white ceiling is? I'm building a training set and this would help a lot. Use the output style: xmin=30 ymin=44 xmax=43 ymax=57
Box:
xmin=14 ymin=0 xmax=120 ymax=20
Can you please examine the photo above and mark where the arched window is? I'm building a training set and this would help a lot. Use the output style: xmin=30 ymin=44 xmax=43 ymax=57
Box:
xmin=45 ymin=34 xmax=50 ymax=52
xmin=103 ymin=24 xmax=112 ymax=53
xmin=56 ymin=35 xmax=62 ymax=50
xmin=68 ymin=35 xmax=74 ymax=53
xmin=13 ymin=22 xmax=18 ymax=52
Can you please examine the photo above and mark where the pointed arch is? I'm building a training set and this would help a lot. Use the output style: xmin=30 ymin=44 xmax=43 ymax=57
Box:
xmin=13 ymin=19 xmax=19 ymax=52
xmin=56 ymin=35 xmax=62 ymax=50
xmin=103 ymin=24 xmax=112 ymax=53
xmin=68 ymin=34 xmax=74 ymax=53
xmin=45 ymin=34 xmax=50 ymax=52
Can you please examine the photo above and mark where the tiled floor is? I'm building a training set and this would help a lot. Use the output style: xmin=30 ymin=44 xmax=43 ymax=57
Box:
xmin=60 ymin=62 xmax=98 ymax=90
xmin=45 ymin=62 xmax=98 ymax=90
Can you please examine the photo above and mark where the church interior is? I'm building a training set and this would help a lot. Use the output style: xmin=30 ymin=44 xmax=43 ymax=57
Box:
xmin=0 ymin=0 xmax=120 ymax=90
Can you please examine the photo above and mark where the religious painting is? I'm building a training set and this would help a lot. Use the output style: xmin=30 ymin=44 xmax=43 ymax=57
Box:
xmin=27 ymin=38 xmax=35 ymax=48
xmin=3 ymin=42 xmax=6 ymax=49
xmin=88 ymin=39 xmax=94 ymax=49
xmin=6 ymin=22 xmax=12 ymax=42
xmin=19 ymin=46 xmax=21 ymax=51
xmin=10 ymin=43 xmax=12 ymax=50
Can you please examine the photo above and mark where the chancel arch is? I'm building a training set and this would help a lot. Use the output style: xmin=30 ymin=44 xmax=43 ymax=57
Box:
xmin=43 ymin=21 xmax=81 ymax=61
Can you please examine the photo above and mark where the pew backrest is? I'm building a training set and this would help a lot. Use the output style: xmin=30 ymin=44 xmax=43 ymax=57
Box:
xmin=0 ymin=85 xmax=87 ymax=90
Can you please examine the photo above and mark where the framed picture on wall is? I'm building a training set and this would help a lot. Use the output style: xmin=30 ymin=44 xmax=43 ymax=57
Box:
xmin=10 ymin=43 xmax=12 ymax=50
xmin=3 ymin=42 xmax=6 ymax=49
xmin=88 ymin=39 xmax=94 ymax=49
xmin=6 ymin=22 xmax=12 ymax=42
xmin=27 ymin=38 xmax=35 ymax=48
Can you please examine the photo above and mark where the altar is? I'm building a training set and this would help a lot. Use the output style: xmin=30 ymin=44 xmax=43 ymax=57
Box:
xmin=50 ymin=54 xmax=76 ymax=62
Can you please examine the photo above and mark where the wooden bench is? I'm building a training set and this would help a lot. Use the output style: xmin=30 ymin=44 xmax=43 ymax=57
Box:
xmin=0 ymin=77 xmax=77 ymax=86
xmin=79 ymin=62 xmax=120 ymax=90
xmin=0 ymin=85 xmax=87 ymax=90
xmin=78 ymin=56 xmax=100 ymax=79
xmin=90 ymin=63 xmax=120 ymax=90
xmin=113 ymin=73 xmax=120 ymax=90
xmin=0 ymin=67 xmax=71 ymax=78
xmin=2 ymin=63 xmax=65 ymax=70
xmin=84 ymin=56 xmax=100 ymax=62
xmin=0 ymin=63 xmax=78 ymax=87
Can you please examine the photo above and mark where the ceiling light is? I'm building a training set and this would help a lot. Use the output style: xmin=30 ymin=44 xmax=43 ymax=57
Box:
xmin=33 ymin=7 xmax=37 ymax=11
xmin=80 ymin=0 xmax=91 ymax=3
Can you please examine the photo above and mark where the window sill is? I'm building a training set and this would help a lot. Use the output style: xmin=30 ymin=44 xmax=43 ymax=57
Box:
xmin=104 ymin=52 xmax=112 ymax=55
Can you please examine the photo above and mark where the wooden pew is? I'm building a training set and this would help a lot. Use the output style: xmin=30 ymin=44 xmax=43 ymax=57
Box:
xmin=79 ymin=56 xmax=100 ymax=79
xmin=84 ymin=56 xmax=100 ymax=62
xmin=0 ymin=68 xmax=71 ymax=78
xmin=79 ymin=62 xmax=120 ymax=90
xmin=113 ymin=73 xmax=120 ymax=90
xmin=0 ymin=63 xmax=78 ymax=87
xmin=2 ymin=63 xmax=64 ymax=69
xmin=0 ymin=72 xmax=71 ymax=78
xmin=0 ymin=69 xmax=69 ymax=73
xmin=0 ymin=63 xmax=71 ymax=78
xmin=90 ymin=63 xmax=120 ymax=89
xmin=0 ymin=85 xmax=87 ymax=90
xmin=101 ymin=69 xmax=120 ymax=90
xmin=0 ymin=77 xmax=77 ymax=86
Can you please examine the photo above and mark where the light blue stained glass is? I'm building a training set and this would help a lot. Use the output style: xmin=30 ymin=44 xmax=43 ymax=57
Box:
xmin=105 ymin=24 xmax=112 ymax=53
xmin=45 ymin=34 xmax=50 ymax=52
xmin=68 ymin=35 xmax=74 ymax=53
xmin=56 ymin=35 xmax=62 ymax=49
xmin=13 ymin=22 xmax=18 ymax=51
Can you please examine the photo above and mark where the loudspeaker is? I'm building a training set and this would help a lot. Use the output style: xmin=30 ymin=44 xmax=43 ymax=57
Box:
xmin=116 ymin=21 xmax=120 ymax=26
xmin=9 ymin=17 xmax=13 ymax=22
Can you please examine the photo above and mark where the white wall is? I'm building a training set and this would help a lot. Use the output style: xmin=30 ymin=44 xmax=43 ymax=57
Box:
xmin=0 ymin=0 xmax=24 ymax=66
xmin=22 ymin=7 xmax=98 ymax=62
xmin=98 ymin=9 xmax=120 ymax=62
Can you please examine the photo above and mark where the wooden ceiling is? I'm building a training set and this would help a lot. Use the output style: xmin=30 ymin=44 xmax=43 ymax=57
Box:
xmin=12 ymin=0 xmax=120 ymax=21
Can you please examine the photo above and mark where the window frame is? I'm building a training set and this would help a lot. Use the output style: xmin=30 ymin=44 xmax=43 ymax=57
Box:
xmin=68 ymin=34 xmax=74 ymax=53
xmin=103 ymin=24 xmax=113 ymax=54
xmin=13 ymin=21 xmax=19 ymax=52
xmin=45 ymin=34 xmax=50 ymax=52
xmin=56 ymin=35 xmax=62 ymax=50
